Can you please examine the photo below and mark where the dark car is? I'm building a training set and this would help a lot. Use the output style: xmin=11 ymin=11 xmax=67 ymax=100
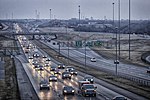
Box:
xmin=49 ymin=75 xmax=57 ymax=82
xmin=28 ymin=56 xmax=33 ymax=60
xmin=62 ymin=86 xmax=75 ymax=95
xmin=66 ymin=66 xmax=74 ymax=72
xmin=54 ymin=69 xmax=61 ymax=75
xmin=33 ymin=53 xmax=40 ymax=58
xmin=58 ymin=64 xmax=65 ymax=69
xmin=62 ymin=72 xmax=71 ymax=79
xmin=42 ymin=55 xmax=47 ymax=59
xmin=37 ymin=64 xmax=44 ymax=71
xmin=32 ymin=59 xmax=38 ymax=65
xmin=113 ymin=96 xmax=127 ymax=100
xmin=70 ymin=70 xmax=77 ymax=75
xmin=39 ymin=80 xmax=50 ymax=90
xmin=147 ymin=70 xmax=150 ymax=73
xmin=45 ymin=58 xmax=51 ymax=62
xmin=50 ymin=66 xmax=57 ymax=71
xmin=83 ymin=76 xmax=94 ymax=84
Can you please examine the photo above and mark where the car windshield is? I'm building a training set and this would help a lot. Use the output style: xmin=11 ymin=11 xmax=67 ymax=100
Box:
xmin=115 ymin=97 xmax=126 ymax=100
xmin=40 ymin=81 xmax=48 ymax=84
xmin=50 ymin=76 xmax=56 ymax=78
xmin=64 ymin=86 xmax=73 ymax=90
xmin=63 ymin=72 xmax=70 ymax=74
xmin=84 ymin=85 xmax=94 ymax=89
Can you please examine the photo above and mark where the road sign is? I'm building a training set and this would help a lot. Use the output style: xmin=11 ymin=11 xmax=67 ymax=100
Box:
xmin=75 ymin=40 xmax=82 ymax=48
xmin=94 ymin=41 xmax=102 ymax=47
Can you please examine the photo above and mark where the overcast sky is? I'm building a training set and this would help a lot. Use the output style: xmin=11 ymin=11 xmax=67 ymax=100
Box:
xmin=0 ymin=0 xmax=150 ymax=20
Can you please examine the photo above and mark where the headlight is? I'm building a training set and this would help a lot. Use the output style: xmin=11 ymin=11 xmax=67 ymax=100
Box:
xmin=50 ymin=78 xmax=52 ymax=80
xmin=91 ymin=79 xmax=93 ymax=81
xmin=40 ymin=85 xmax=43 ymax=87
xmin=48 ymin=85 xmax=50 ymax=87
xmin=72 ymin=90 xmax=75 ymax=92
xmin=64 ymin=90 xmax=67 ymax=92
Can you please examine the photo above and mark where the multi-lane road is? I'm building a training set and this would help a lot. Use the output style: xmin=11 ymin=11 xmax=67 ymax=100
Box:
xmin=40 ymin=38 xmax=150 ymax=82
xmin=15 ymin=34 xmax=149 ymax=100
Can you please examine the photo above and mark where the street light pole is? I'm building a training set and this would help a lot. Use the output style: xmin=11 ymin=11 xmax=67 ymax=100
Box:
xmin=118 ymin=0 xmax=121 ymax=59
xmin=85 ymin=39 xmax=86 ymax=69
xmin=129 ymin=0 xmax=131 ymax=59
xmin=112 ymin=3 xmax=115 ymax=38
xmin=78 ymin=5 xmax=80 ymax=26
xmin=115 ymin=27 xmax=118 ymax=75
xmin=49 ymin=9 xmax=51 ymax=21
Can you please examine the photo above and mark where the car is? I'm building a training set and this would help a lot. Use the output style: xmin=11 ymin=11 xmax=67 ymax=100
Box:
xmin=70 ymin=70 xmax=77 ymax=75
xmin=81 ymin=84 xmax=97 ymax=97
xmin=33 ymin=53 xmax=40 ymax=58
xmin=62 ymin=72 xmax=71 ymax=79
xmin=90 ymin=57 xmax=96 ymax=62
xmin=32 ymin=59 xmax=38 ymax=65
xmin=28 ymin=56 xmax=33 ymax=60
xmin=113 ymin=96 xmax=127 ymax=100
xmin=39 ymin=80 xmax=50 ymax=90
xmin=50 ymin=66 xmax=57 ymax=71
xmin=58 ymin=64 xmax=65 ymax=69
xmin=44 ymin=62 xmax=50 ymax=67
xmin=83 ymin=75 xmax=94 ymax=84
xmin=33 ymin=63 xmax=39 ymax=69
xmin=37 ymin=64 xmax=44 ymax=71
xmin=62 ymin=86 xmax=75 ymax=95
xmin=147 ymin=67 xmax=150 ymax=73
xmin=42 ymin=55 xmax=47 ymax=59
xmin=49 ymin=75 xmax=57 ymax=82
xmin=54 ymin=69 xmax=61 ymax=75
xmin=66 ymin=66 xmax=74 ymax=72
xmin=45 ymin=58 xmax=51 ymax=62
xmin=147 ymin=70 xmax=150 ymax=73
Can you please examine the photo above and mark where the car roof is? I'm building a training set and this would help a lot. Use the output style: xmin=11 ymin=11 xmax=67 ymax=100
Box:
xmin=62 ymin=71 xmax=70 ymax=74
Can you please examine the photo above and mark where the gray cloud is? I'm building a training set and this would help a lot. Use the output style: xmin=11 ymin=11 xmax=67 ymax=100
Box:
xmin=0 ymin=0 xmax=150 ymax=20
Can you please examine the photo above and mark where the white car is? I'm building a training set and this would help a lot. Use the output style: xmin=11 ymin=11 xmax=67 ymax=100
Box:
xmin=90 ymin=58 xmax=96 ymax=62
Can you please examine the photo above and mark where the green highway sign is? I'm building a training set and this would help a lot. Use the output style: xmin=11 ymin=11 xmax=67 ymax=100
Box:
xmin=75 ymin=40 xmax=82 ymax=47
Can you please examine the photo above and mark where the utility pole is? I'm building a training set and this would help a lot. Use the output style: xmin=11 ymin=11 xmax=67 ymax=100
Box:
xmin=129 ymin=0 xmax=131 ymax=59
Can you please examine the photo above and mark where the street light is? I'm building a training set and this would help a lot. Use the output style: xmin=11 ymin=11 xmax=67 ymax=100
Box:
xmin=129 ymin=0 xmax=131 ymax=59
xmin=112 ymin=3 xmax=115 ymax=38
xmin=114 ymin=27 xmax=119 ymax=75
xmin=118 ymin=0 xmax=121 ymax=59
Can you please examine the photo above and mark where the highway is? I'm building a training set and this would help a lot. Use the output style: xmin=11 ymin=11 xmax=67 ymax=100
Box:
xmin=40 ymin=39 xmax=150 ymax=82
xmin=16 ymin=35 xmax=148 ymax=100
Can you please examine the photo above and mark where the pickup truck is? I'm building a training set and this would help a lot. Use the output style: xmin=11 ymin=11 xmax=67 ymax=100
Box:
xmin=78 ymin=81 xmax=97 ymax=97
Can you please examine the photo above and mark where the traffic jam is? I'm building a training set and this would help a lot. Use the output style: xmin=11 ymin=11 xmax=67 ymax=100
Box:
xmin=17 ymin=35 xmax=128 ymax=100
xmin=17 ymin=36 xmax=101 ymax=99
